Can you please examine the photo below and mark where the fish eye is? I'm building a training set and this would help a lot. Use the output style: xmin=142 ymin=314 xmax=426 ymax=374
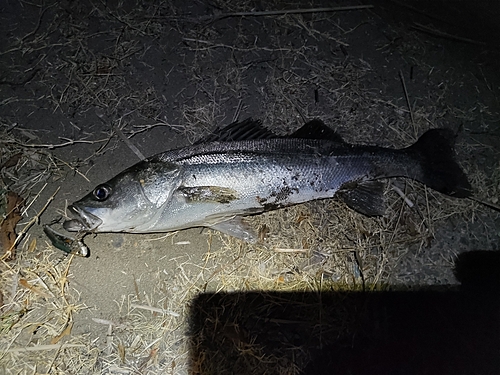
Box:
xmin=93 ymin=185 xmax=111 ymax=201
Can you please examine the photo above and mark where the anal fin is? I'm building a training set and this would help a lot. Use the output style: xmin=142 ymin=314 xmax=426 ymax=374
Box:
xmin=209 ymin=216 xmax=257 ymax=243
xmin=337 ymin=180 xmax=386 ymax=216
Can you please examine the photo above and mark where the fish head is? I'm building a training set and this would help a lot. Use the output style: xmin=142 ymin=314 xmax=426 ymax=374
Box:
xmin=63 ymin=159 xmax=181 ymax=233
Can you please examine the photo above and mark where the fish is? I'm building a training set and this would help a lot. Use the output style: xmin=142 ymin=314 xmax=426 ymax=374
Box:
xmin=63 ymin=118 xmax=472 ymax=242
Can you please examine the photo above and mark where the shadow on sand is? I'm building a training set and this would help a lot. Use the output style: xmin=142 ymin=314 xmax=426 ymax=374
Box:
xmin=188 ymin=251 xmax=500 ymax=374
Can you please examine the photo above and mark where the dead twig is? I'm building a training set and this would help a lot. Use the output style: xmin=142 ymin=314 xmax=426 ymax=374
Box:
xmin=5 ymin=344 xmax=85 ymax=353
xmin=273 ymin=248 xmax=309 ymax=254
xmin=399 ymin=70 xmax=415 ymax=136
xmin=2 ymin=137 xmax=111 ymax=150
xmin=114 ymin=125 xmax=145 ymax=161
xmin=412 ymin=22 xmax=486 ymax=46
xmin=210 ymin=5 xmax=374 ymax=19
xmin=392 ymin=184 xmax=414 ymax=208
xmin=470 ymin=196 xmax=500 ymax=213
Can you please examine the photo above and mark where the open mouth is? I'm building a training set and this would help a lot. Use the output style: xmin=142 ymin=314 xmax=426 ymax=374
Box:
xmin=63 ymin=205 xmax=102 ymax=232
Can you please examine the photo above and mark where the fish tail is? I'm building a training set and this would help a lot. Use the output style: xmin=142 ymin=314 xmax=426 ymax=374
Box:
xmin=407 ymin=129 xmax=472 ymax=197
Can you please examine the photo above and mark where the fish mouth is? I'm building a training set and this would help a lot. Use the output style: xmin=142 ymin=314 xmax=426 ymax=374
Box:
xmin=63 ymin=205 xmax=103 ymax=232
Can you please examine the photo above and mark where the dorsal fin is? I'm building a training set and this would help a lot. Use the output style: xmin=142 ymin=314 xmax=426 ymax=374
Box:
xmin=289 ymin=119 xmax=344 ymax=142
xmin=196 ymin=118 xmax=278 ymax=144
xmin=197 ymin=118 xmax=343 ymax=143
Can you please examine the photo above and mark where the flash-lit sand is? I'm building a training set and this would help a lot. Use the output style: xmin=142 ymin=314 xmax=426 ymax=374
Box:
xmin=1 ymin=1 xmax=499 ymax=374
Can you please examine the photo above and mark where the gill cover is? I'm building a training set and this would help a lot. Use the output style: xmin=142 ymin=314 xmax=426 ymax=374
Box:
xmin=135 ymin=159 xmax=181 ymax=208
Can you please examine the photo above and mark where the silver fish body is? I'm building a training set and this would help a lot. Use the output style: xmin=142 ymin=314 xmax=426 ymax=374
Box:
xmin=64 ymin=120 xmax=471 ymax=241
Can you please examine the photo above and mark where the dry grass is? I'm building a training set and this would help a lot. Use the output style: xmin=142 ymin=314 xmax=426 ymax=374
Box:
xmin=1 ymin=1 xmax=498 ymax=374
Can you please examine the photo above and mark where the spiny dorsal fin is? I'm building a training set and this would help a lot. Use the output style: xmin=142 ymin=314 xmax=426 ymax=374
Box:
xmin=196 ymin=118 xmax=277 ymax=144
xmin=289 ymin=119 xmax=344 ymax=142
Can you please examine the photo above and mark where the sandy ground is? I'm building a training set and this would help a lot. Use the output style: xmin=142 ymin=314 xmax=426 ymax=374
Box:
xmin=1 ymin=1 xmax=499 ymax=374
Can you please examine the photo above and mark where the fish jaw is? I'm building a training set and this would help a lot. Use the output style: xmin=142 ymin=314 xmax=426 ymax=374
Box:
xmin=63 ymin=205 xmax=103 ymax=232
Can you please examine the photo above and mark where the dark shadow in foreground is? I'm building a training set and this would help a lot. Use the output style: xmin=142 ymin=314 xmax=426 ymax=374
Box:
xmin=188 ymin=251 xmax=500 ymax=374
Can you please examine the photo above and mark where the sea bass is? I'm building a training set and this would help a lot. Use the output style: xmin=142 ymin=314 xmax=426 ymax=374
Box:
xmin=63 ymin=119 xmax=471 ymax=241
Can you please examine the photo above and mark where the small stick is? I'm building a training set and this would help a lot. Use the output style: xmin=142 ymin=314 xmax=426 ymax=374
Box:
xmin=92 ymin=317 xmax=128 ymax=330
xmin=92 ymin=318 xmax=118 ymax=326
xmin=52 ymin=156 xmax=90 ymax=182
xmin=6 ymin=344 xmax=85 ymax=353
xmin=274 ymin=248 xmax=309 ymax=253
xmin=352 ymin=250 xmax=365 ymax=291
xmin=399 ymin=70 xmax=415 ymax=135
xmin=412 ymin=22 xmax=486 ymax=46
xmin=19 ymin=278 xmax=52 ymax=299
xmin=392 ymin=184 xmax=414 ymax=208
xmin=174 ymin=241 xmax=191 ymax=245
xmin=470 ymin=196 xmax=500 ymax=212
xmin=8 ymin=138 xmax=110 ymax=149
xmin=114 ymin=126 xmax=145 ymax=161
xmin=232 ymin=99 xmax=243 ymax=122
xmin=20 ymin=5 xmax=54 ymax=42
xmin=211 ymin=6 xmax=374 ymax=19
xmin=130 ymin=303 xmax=180 ymax=317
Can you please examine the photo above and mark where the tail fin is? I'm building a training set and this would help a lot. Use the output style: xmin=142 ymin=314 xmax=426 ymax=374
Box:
xmin=407 ymin=129 xmax=472 ymax=198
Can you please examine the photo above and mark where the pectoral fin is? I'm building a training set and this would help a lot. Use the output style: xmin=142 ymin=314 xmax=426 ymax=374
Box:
xmin=209 ymin=216 xmax=257 ymax=243
xmin=337 ymin=180 xmax=386 ymax=216
xmin=179 ymin=186 xmax=238 ymax=204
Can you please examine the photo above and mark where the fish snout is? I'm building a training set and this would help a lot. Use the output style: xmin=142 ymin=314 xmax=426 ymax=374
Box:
xmin=63 ymin=205 xmax=102 ymax=232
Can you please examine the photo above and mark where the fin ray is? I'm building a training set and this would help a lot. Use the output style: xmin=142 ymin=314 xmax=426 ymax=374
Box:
xmin=337 ymin=180 xmax=386 ymax=216
xmin=407 ymin=129 xmax=472 ymax=198
xmin=209 ymin=216 xmax=257 ymax=242
xmin=197 ymin=118 xmax=277 ymax=143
